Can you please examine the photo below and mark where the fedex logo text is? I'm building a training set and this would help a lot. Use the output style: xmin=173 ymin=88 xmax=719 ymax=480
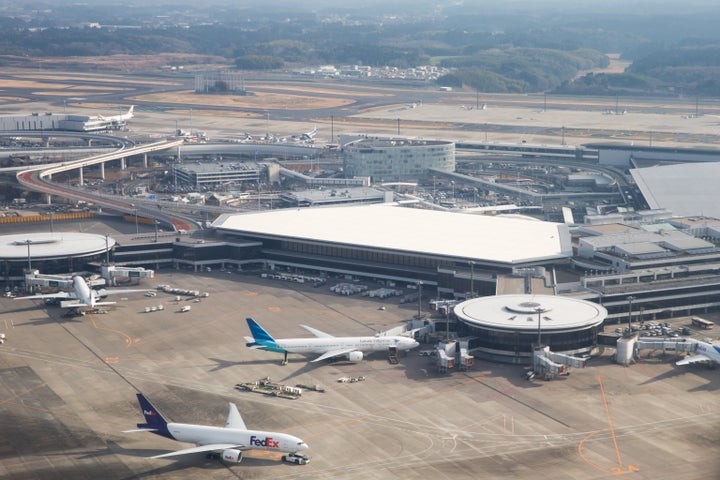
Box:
xmin=250 ymin=436 xmax=280 ymax=448
xmin=143 ymin=409 xmax=156 ymax=416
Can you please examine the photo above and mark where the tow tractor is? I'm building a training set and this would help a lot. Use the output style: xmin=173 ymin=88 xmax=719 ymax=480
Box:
xmin=282 ymin=452 xmax=310 ymax=465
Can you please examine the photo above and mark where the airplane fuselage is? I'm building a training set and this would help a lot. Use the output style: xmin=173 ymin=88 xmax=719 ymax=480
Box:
xmin=694 ymin=340 xmax=720 ymax=363
xmin=165 ymin=423 xmax=307 ymax=453
xmin=270 ymin=335 xmax=417 ymax=355
xmin=73 ymin=275 xmax=95 ymax=307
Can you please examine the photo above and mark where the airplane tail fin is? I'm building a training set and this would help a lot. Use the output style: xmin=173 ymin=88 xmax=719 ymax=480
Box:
xmin=135 ymin=393 xmax=173 ymax=439
xmin=245 ymin=317 xmax=277 ymax=347
xmin=128 ymin=105 xmax=135 ymax=116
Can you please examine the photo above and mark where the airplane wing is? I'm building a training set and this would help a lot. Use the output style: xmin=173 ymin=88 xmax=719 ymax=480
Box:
xmin=311 ymin=348 xmax=359 ymax=363
xmin=14 ymin=292 xmax=72 ymax=301
xmin=96 ymin=288 xmax=150 ymax=297
xmin=676 ymin=354 xmax=711 ymax=366
xmin=150 ymin=443 xmax=246 ymax=459
xmin=62 ymin=301 xmax=116 ymax=308
xmin=299 ymin=324 xmax=334 ymax=338
xmin=225 ymin=403 xmax=247 ymax=430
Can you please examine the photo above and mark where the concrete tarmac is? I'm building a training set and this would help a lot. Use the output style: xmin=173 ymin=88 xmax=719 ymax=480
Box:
xmin=0 ymin=268 xmax=718 ymax=479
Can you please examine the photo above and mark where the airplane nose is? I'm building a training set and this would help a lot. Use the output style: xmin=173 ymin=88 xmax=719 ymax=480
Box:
xmin=297 ymin=442 xmax=309 ymax=451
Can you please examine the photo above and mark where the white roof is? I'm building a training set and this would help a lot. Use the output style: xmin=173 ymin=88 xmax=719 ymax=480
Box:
xmin=454 ymin=294 xmax=607 ymax=332
xmin=212 ymin=204 xmax=571 ymax=264
xmin=0 ymin=232 xmax=113 ymax=260
xmin=632 ymin=163 xmax=720 ymax=218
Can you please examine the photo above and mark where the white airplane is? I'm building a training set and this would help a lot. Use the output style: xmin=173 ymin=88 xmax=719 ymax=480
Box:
xmin=676 ymin=338 xmax=720 ymax=366
xmin=299 ymin=127 xmax=318 ymax=141
xmin=244 ymin=317 xmax=419 ymax=364
xmin=125 ymin=393 xmax=309 ymax=463
xmin=14 ymin=275 xmax=147 ymax=310
xmin=97 ymin=105 xmax=134 ymax=129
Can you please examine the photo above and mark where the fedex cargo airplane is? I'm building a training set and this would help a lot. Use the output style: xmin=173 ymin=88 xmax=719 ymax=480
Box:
xmin=125 ymin=393 xmax=309 ymax=464
xmin=244 ymin=317 xmax=419 ymax=364
xmin=14 ymin=275 xmax=147 ymax=310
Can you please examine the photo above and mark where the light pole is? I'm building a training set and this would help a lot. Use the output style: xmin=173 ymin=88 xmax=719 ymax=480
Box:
xmin=416 ymin=281 xmax=423 ymax=319
xmin=627 ymin=296 xmax=635 ymax=333
xmin=24 ymin=239 xmax=32 ymax=272
xmin=49 ymin=211 xmax=54 ymax=235
xmin=131 ymin=204 xmax=138 ymax=234
xmin=469 ymin=260 xmax=475 ymax=298
xmin=105 ymin=233 xmax=110 ymax=265
xmin=536 ymin=306 xmax=544 ymax=347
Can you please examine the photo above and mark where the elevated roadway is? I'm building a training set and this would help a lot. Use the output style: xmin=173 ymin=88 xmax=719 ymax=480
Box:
xmin=15 ymin=137 xmax=192 ymax=232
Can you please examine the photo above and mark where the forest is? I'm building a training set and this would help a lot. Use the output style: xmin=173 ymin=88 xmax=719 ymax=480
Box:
xmin=1 ymin=1 xmax=720 ymax=96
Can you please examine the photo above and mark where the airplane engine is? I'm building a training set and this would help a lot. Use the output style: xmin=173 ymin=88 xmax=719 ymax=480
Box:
xmin=347 ymin=351 xmax=363 ymax=362
xmin=221 ymin=449 xmax=243 ymax=463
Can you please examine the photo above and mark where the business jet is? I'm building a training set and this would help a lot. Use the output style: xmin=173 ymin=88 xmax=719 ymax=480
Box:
xmin=676 ymin=338 xmax=720 ymax=366
xmin=125 ymin=393 xmax=309 ymax=463
xmin=244 ymin=317 xmax=419 ymax=364
xmin=14 ymin=275 xmax=148 ymax=310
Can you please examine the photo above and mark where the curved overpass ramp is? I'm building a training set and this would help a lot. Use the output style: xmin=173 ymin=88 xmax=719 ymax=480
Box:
xmin=16 ymin=138 xmax=192 ymax=232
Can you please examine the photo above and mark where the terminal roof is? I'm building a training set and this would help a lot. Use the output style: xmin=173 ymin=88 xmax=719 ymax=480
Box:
xmin=212 ymin=204 xmax=571 ymax=265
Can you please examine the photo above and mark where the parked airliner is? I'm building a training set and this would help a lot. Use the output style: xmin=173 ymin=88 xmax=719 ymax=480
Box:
xmin=676 ymin=338 xmax=720 ymax=366
xmin=299 ymin=126 xmax=318 ymax=141
xmin=125 ymin=393 xmax=309 ymax=463
xmin=244 ymin=317 xmax=419 ymax=364
xmin=97 ymin=105 xmax=134 ymax=129
xmin=14 ymin=275 xmax=147 ymax=310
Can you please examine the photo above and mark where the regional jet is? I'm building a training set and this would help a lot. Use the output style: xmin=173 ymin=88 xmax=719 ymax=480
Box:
xmin=244 ymin=317 xmax=419 ymax=364
xmin=14 ymin=275 xmax=148 ymax=310
xmin=676 ymin=338 xmax=720 ymax=366
xmin=125 ymin=393 xmax=309 ymax=463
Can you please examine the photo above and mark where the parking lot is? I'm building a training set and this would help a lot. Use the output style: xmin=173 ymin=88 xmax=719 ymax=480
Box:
xmin=0 ymin=269 xmax=718 ymax=479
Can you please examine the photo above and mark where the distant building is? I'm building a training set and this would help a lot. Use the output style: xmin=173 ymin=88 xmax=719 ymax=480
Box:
xmin=342 ymin=136 xmax=455 ymax=181
xmin=173 ymin=162 xmax=262 ymax=188
xmin=0 ymin=107 xmax=133 ymax=132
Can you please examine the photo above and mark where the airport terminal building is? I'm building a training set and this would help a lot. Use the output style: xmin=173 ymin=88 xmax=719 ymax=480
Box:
xmin=454 ymin=294 xmax=607 ymax=363
xmin=342 ymin=137 xmax=455 ymax=181
xmin=210 ymin=203 xmax=572 ymax=294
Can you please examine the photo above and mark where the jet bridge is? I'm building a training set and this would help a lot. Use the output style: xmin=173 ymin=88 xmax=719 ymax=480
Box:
xmin=616 ymin=334 xmax=700 ymax=365
xmin=531 ymin=346 xmax=588 ymax=380
xmin=433 ymin=340 xmax=474 ymax=373
xmin=101 ymin=265 xmax=154 ymax=285
xmin=24 ymin=270 xmax=73 ymax=290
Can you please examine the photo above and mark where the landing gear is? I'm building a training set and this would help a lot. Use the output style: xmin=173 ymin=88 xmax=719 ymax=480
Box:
xmin=282 ymin=453 xmax=310 ymax=465
xmin=281 ymin=351 xmax=288 ymax=366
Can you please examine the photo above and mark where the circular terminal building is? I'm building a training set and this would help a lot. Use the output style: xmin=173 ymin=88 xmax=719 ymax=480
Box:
xmin=454 ymin=294 xmax=607 ymax=364
xmin=0 ymin=232 xmax=115 ymax=281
